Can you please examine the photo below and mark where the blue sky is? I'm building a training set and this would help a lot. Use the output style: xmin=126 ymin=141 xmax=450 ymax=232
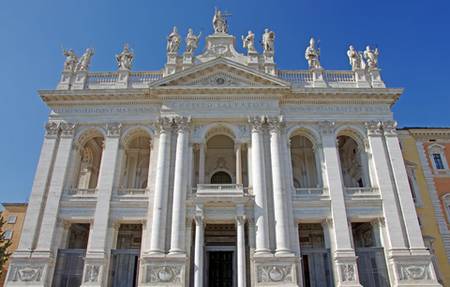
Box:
xmin=0 ymin=0 xmax=449 ymax=203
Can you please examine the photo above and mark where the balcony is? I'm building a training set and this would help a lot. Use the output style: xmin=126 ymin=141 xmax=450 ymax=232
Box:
xmin=344 ymin=187 xmax=380 ymax=199
xmin=195 ymin=184 xmax=245 ymax=196
xmin=66 ymin=188 xmax=97 ymax=197
xmin=117 ymin=188 xmax=148 ymax=196
xmin=293 ymin=187 xmax=329 ymax=201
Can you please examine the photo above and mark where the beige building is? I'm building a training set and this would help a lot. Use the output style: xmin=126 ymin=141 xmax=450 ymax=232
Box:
xmin=0 ymin=203 xmax=27 ymax=286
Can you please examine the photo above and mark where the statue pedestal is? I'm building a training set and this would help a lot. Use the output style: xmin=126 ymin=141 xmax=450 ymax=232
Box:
xmin=247 ymin=51 xmax=259 ymax=70
xmin=182 ymin=52 xmax=194 ymax=70
xmin=72 ymin=70 xmax=88 ymax=90
xmin=196 ymin=33 xmax=247 ymax=66
xmin=164 ymin=52 xmax=179 ymax=76
xmin=57 ymin=71 xmax=74 ymax=90
xmin=116 ymin=70 xmax=130 ymax=88
xmin=262 ymin=51 xmax=276 ymax=75
xmin=354 ymin=69 xmax=371 ymax=88
xmin=368 ymin=68 xmax=386 ymax=88
xmin=311 ymin=68 xmax=327 ymax=87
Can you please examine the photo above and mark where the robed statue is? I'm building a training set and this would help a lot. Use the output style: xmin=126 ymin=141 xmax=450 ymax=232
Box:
xmin=305 ymin=37 xmax=321 ymax=69
xmin=262 ymin=29 xmax=275 ymax=53
xmin=116 ymin=44 xmax=134 ymax=70
xmin=213 ymin=9 xmax=228 ymax=33
xmin=167 ymin=26 xmax=181 ymax=54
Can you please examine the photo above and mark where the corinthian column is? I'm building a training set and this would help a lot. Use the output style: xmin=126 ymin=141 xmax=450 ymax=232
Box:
xmin=148 ymin=117 xmax=172 ymax=254
xmin=248 ymin=116 xmax=270 ymax=254
xmin=267 ymin=117 xmax=292 ymax=255
xmin=169 ymin=116 xmax=191 ymax=255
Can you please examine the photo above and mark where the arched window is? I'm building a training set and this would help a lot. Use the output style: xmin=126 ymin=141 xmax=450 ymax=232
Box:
xmin=121 ymin=135 xmax=151 ymax=189
xmin=210 ymin=171 xmax=232 ymax=184
xmin=290 ymin=135 xmax=319 ymax=188
xmin=337 ymin=135 xmax=368 ymax=188
xmin=428 ymin=144 xmax=448 ymax=171
xmin=75 ymin=137 xmax=104 ymax=189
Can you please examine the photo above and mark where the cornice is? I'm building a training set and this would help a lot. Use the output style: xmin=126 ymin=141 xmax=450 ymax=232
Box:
xmin=404 ymin=128 xmax=450 ymax=139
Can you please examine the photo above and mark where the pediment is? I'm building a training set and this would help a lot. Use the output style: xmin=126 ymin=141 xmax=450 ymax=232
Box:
xmin=150 ymin=58 xmax=290 ymax=88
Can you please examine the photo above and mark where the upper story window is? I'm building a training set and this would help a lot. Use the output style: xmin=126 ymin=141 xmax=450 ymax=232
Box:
xmin=290 ymin=134 xmax=320 ymax=189
xmin=3 ymin=230 xmax=13 ymax=240
xmin=7 ymin=215 xmax=17 ymax=224
xmin=433 ymin=153 xmax=445 ymax=170
xmin=428 ymin=144 xmax=448 ymax=171
xmin=337 ymin=134 xmax=370 ymax=188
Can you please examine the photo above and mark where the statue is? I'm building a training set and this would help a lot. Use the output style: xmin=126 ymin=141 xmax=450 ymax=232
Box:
xmin=116 ymin=44 xmax=134 ymax=70
xmin=363 ymin=46 xmax=379 ymax=69
xmin=262 ymin=28 xmax=275 ymax=53
xmin=347 ymin=45 xmax=366 ymax=70
xmin=212 ymin=9 xmax=228 ymax=33
xmin=185 ymin=28 xmax=201 ymax=53
xmin=242 ymin=31 xmax=256 ymax=53
xmin=75 ymin=48 xmax=94 ymax=72
xmin=305 ymin=37 xmax=321 ymax=69
xmin=63 ymin=49 xmax=78 ymax=72
xmin=167 ymin=26 xmax=181 ymax=54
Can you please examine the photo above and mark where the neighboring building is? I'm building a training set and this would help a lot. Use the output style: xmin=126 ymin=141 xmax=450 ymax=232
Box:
xmin=5 ymin=11 xmax=442 ymax=287
xmin=398 ymin=128 xmax=450 ymax=286
xmin=0 ymin=203 xmax=27 ymax=285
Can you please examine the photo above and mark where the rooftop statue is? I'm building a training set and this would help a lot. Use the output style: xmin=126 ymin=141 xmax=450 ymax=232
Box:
xmin=363 ymin=46 xmax=379 ymax=69
xmin=116 ymin=44 xmax=134 ymax=71
xmin=63 ymin=49 xmax=78 ymax=72
xmin=262 ymin=29 xmax=275 ymax=53
xmin=167 ymin=26 xmax=181 ymax=54
xmin=185 ymin=28 xmax=201 ymax=53
xmin=305 ymin=37 xmax=321 ymax=69
xmin=347 ymin=45 xmax=366 ymax=70
xmin=212 ymin=9 xmax=228 ymax=33
xmin=242 ymin=30 xmax=256 ymax=53
xmin=76 ymin=48 xmax=94 ymax=72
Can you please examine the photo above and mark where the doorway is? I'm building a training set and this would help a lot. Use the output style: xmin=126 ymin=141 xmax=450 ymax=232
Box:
xmin=207 ymin=250 xmax=234 ymax=287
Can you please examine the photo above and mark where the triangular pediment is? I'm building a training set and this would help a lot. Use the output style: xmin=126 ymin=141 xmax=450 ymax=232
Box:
xmin=150 ymin=58 xmax=290 ymax=88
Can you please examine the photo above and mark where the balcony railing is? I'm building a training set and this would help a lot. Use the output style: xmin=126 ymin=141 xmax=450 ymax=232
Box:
xmin=66 ymin=188 xmax=97 ymax=196
xmin=116 ymin=188 xmax=148 ymax=197
xmin=295 ymin=187 xmax=326 ymax=196
xmin=194 ymin=184 xmax=245 ymax=196
xmin=344 ymin=187 xmax=379 ymax=199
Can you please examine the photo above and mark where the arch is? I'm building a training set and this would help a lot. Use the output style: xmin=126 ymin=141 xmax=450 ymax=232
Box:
xmin=121 ymin=126 xmax=154 ymax=148
xmin=210 ymin=170 xmax=233 ymax=184
xmin=74 ymin=126 xmax=106 ymax=147
xmin=198 ymin=122 xmax=240 ymax=142
xmin=290 ymin=132 xmax=320 ymax=188
xmin=335 ymin=126 xmax=367 ymax=150
xmin=287 ymin=125 xmax=320 ymax=146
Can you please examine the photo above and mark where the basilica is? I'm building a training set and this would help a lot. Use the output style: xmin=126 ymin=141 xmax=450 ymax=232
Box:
xmin=5 ymin=10 xmax=442 ymax=287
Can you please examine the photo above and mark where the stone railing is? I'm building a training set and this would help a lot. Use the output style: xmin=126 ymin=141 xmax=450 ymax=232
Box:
xmin=344 ymin=187 xmax=379 ymax=197
xmin=117 ymin=188 xmax=148 ymax=196
xmin=194 ymin=184 xmax=245 ymax=196
xmin=294 ymin=187 xmax=326 ymax=196
xmin=66 ymin=188 xmax=97 ymax=196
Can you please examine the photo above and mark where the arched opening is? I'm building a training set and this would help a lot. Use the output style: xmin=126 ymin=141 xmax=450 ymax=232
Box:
xmin=290 ymin=135 xmax=319 ymax=188
xmin=210 ymin=171 xmax=232 ymax=184
xmin=337 ymin=135 xmax=368 ymax=188
xmin=75 ymin=136 xmax=104 ymax=190
xmin=120 ymin=134 xmax=151 ymax=189
xmin=205 ymin=134 xmax=236 ymax=184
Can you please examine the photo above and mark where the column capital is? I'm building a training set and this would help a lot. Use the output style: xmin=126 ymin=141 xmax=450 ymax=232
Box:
xmin=248 ymin=116 xmax=265 ymax=133
xmin=156 ymin=117 xmax=173 ymax=134
xmin=382 ymin=120 xmax=398 ymax=137
xmin=106 ymin=122 xmax=122 ymax=137
xmin=267 ymin=116 xmax=284 ymax=133
xmin=365 ymin=120 xmax=383 ymax=136
xmin=236 ymin=215 xmax=246 ymax=226
xmin=60 ymin=122 xmax=76 ymax=138
xmin=45 ymin=121 xmax=60 ymax=138
xmin=174 ymin=116 xmax=191 ymax=133
xmin=318 ymin=121 xmax=336 ymax=135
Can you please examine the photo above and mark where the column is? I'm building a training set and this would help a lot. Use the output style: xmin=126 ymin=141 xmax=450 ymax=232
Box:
xmin=169 ymin=116 xmax=190 ymax=254
xmin=16 ymin=122 xmax=60 ymax=254
xmin=249 ymin=117 xmax=270 ymax=254
xmin=193 ymin=211 xmax=204 ymax=287
xmin=148 ymin=117 xmax=172 ymax=254
xmin=365 ymin=121 xmax=408 ymax=251
xmin=267 ymin=117 xmax=291 ymax=254
xmin=319 ymin=121 xmax=361 ymax=287
xmin=86 ymin=123 xmax=121 ymax=254
xmin=34 ymin=122 xmax=76 ymax=255
xmin=198 ymin=142 xmax=205 ymax=184
xmin=383 ymin=121 xmax=426 ymax=252
xmin=235 ymin=143 xmax=242 ymax=185
xmin=236 ymin=214 xmax=246 ymax=287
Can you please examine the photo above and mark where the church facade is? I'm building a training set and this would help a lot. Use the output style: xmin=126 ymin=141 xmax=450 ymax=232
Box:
xmin=5 ymin=11 xmax=442 ymax=287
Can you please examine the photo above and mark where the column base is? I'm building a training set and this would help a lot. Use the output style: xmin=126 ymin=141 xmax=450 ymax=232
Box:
xmin=4 ymin=253 xmax=53 ymax=287
xmin=140 ymin=255 xmax=187 ymax=286
xmin=389 ymin=253 xmax=442 ymax=287
xmin=252 ymin=254 xmax=299 ymax=286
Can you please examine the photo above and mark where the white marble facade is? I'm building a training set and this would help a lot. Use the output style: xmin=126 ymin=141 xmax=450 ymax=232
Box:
xmin=6 ymin=11 xmax=442 ymax=287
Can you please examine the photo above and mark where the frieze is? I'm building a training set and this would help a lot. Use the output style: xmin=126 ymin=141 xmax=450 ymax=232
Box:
xmin=145 ymin=264 xmax=183 ymax=284
xmin=7 ymin=264 xmax=44 ymax=282
xmin=256 ymin=264 xmax=294 ymax=284
xmin=164 ymin=100 xmax=278 ymax=113
xmin=282 ymin=104 xmax=390 ymax=114
xmin=53 ymin=106 xmax=159 ymax=115
xmin=397 ymin=264 xmax=431 ymax=281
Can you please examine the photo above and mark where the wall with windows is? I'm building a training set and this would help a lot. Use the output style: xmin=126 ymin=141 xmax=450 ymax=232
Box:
xmin=0 ymin=203 xmax=27 ymax=285
xmin=398 ymin=130 xmax=450 ymax=286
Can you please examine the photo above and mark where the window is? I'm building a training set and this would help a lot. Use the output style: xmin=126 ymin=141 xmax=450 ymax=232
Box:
xmin=433 ymin=153 xmax=445 ymax=170
xmin=444 ymin=195 xmax=450 ymax=223
xmin=7 ymin=215 xmax=17 ymax=224
xmin=4 ymin=230 xmax=13 ymax=240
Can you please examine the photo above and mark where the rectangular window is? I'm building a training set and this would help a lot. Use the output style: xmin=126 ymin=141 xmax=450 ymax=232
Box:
xmin=4 ymin=230 xmax=13 ymax=240
xmin=7 ymin=215 xmax=17 ymax=224
xmin=433 ymin=153 xmax=445 ymax=170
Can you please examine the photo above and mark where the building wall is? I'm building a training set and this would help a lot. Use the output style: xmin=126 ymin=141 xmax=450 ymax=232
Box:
xmin=399 ymin=130 xmax=450 ymax=286
xmin=0 ymin=203 xmax=27 ymax=285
